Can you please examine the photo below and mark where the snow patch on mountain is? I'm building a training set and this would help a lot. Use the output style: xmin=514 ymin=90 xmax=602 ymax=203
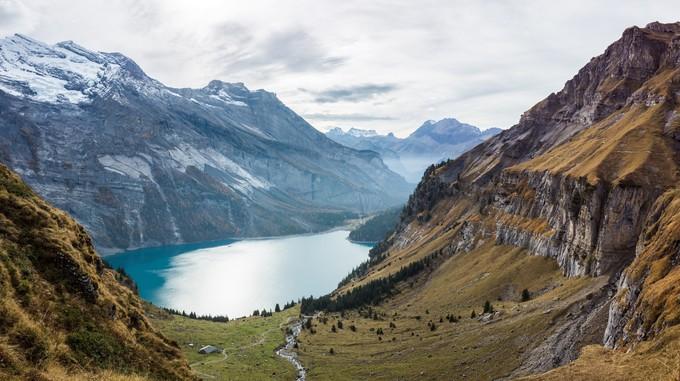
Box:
xmin=0 ymin=34 xmax=114 ymax=104
xmin=209 ymin=89 xmax=248 ymax=107
xmin=98 ymin=155 xmax=154 ymax=180
xmin=347 ymin=128 xmax=379 ymax=137
xmin=166 ymin=144 xmax=271 ymax=193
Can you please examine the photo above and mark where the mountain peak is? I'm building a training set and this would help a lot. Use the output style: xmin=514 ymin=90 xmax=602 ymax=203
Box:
xmin=0 ymin=34 xmax=158 ymax=104
xmin=409 ymin=117 xmax=481 ymax=141
xmin=325 ymin=127 xmax=381 ymax=138
xmin=206 ymin=80 xmax=248 ymax=91
xmin=348 ymin=127 xmax=379 ymax=137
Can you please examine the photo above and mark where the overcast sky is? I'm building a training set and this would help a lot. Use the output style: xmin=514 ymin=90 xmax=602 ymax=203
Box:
xmin=1 ymin=1 xmax=679 ymax=137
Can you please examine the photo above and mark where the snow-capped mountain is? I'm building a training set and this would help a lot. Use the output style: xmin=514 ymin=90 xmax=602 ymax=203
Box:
xmin=346 ymin=127 xmax=379 ymax=138
xmin=0 ymin=34 xmax=164 ymax=104
xmin=0 ymin=34 xmax=411 ymax=252
xmin=326 ymin=119 xmax=501 ymax=182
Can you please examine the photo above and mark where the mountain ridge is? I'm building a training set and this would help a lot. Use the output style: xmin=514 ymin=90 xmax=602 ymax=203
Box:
xmin=298 ymin=21 xmax=680 ymax=380
xmin=0 ymin=34 xmax=411 ymax=252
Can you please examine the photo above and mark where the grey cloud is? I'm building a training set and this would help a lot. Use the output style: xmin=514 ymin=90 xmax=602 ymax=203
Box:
xmin=304 ymin=84 xmax=398 ymax=103
xmin=0 ymin=0 xmax=33 ymax=31
xmin=0 ymin=0 xmax=22 ymax=21
xmin=261 ymin=29 xmax=345 ymax=72
xmin=14 ymin=0 xmax=680 ymax=134
xmin=216 ymin=27 xmax=345 ymax=79
xmin=304 ymin=113 xmax=396 ymax=122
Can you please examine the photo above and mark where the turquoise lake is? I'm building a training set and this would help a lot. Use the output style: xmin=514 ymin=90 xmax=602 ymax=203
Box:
xmin=106 ymin=230 xmax=371 ymax=318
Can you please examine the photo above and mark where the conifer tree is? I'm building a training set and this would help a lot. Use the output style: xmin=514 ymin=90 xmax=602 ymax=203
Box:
xmin=521 ymin=288 xmax=531 ymax=302
xmin=483 ymin=300 xmax=494 ymax=314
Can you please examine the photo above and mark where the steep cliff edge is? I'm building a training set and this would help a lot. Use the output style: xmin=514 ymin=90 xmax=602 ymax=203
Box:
xmin=0 ymin=164 xmax=194 ymax=380
xmin=321 ymin=21 xmax=680 ymax=378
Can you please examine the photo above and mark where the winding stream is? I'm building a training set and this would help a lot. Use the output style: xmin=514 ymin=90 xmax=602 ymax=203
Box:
xmin=276 ymin=317 xmax=308 ymax=381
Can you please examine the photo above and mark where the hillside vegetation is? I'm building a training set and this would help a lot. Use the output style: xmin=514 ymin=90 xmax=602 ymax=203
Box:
xmin=0 ymin=164 xmax=194 ymax=380
xmin=348 ymin=207 xmax=402 ymax=243
xmin=299 ymin=242 xmax=606 ymax=380
xmin=297 ymin=22 xmax=680 ymax=380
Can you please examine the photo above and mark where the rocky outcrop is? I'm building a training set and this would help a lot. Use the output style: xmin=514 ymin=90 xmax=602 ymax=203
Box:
xmin=425 ymin=22 xmax=680 ymax=189
xmin=509 ymin=281 xmax=614 ymax=377
xmin=0 ymin=34 xmax=411 ymax=252
xmin=604 ymin=189 xmax=680 ymax=348
xmin=491 ymin=170 xmax=656 ymax=277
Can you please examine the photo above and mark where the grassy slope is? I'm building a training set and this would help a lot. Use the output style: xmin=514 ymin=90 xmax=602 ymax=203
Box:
xmin=297 ymin=242 xmax=604 ymax=380
xmin=0 ymin=164 xmax=194 ymax=380
xmin=149 ymin=306 xmax=298 ymax=381
xmin=511 ymin=84 xmax=679 ymax=188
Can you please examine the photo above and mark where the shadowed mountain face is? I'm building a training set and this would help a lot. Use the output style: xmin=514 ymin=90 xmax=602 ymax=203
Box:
xmin=326 ymin=119 xmax=501 ymax=182
xmin=301 ymin=22 xmax=680 ymax=379
xmin=0 ymin=34 xmax=411 ymax=252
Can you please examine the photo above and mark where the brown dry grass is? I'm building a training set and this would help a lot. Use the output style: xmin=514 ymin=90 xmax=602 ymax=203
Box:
xmin=511 ymin=70 xmax=680 ymax=189
xmin=524 ymin=325 xmax=680 ymax=381
xmin=298 ymin=242 xmax=604 ymax=380
xmin=0 ymin=164 xmax=195 ymax=380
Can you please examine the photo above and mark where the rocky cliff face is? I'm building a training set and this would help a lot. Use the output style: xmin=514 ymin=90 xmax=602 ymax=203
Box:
xmin=363 ymin=21 xmax=680 ymax=367
xmin=0 ymin=164 xmax=194 ymax=380
xmin=0 ymin=34 xmax=411 ymax=252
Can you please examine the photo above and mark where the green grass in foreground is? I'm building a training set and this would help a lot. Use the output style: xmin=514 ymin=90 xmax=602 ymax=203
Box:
xmin=150 ymin=306 xmax=299 ymax=381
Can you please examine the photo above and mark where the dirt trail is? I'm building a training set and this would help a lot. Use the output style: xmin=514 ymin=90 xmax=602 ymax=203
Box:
xmin=190 ymin=321 xmax=289 ymax=379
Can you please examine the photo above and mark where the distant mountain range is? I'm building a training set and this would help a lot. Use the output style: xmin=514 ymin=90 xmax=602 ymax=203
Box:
xmin=0 ymin=34 xmax=411 ymax=252
xmin=326 ymin=119 xmax=501 ymax=182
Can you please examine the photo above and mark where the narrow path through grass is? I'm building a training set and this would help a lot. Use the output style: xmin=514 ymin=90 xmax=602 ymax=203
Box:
xmin=150 ymin=306 xmax=299 ymax=380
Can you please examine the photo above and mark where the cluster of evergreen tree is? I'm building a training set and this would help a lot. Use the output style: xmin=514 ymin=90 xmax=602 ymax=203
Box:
xmin=302 ymin=250 xmax=443 ymax=314
xmin=162 ymin=307 xmax=229 ymax=322
xmin=337 ymin=260 xmax=372 ymax=288
xmin=521 ymin=288 xmax=531 ymax=302
xmin=348 ymin=207 xmax=402 ymax=243
xmin=252 ymin=300 xmax=297 ymax=317
xmin=252 ymin=309 xmax=273 ymax=317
